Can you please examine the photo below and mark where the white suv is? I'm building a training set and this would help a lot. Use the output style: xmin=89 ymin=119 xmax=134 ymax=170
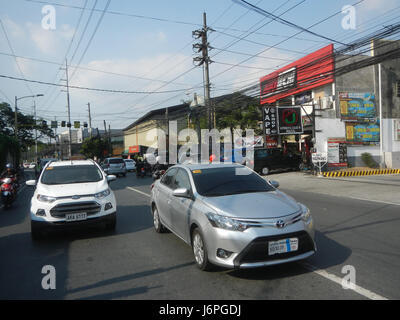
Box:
xmin=26 ymin=159 xmax=117 ymax=240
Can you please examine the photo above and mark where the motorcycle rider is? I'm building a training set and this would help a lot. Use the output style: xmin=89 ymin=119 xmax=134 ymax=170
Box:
xmin=0 ymin=163 xmax=19 ymax=189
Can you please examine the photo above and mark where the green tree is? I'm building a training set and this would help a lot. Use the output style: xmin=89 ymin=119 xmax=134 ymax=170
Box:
xmin=0 ymin=102 xmax=55 ymax=152
xmin=80 ymin=136 xmax=109 ymax=160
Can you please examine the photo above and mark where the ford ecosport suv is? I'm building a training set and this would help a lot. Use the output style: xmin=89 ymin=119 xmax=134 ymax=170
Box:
xmin=26 ymin=159 xmax=117 ymax=240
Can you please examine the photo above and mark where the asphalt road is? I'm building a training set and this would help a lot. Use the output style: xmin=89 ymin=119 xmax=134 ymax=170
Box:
xmin=0 ymin=170 xmax=399 ymax=300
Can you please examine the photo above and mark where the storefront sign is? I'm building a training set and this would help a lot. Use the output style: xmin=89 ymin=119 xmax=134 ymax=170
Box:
xmin=277 ymin=106 xmax=303 ymax=135
xmin=129 ymin=145 xmax=140 ymax=153
xmin=339 ymin=92 xmax=376 ymax=121
xmin=260 ymin=44 xmax=334 ymax=104
xmin=295 ymin=91 xmax=312 ymax=105
xmin=345 ymin=121 xmax=380 ymax=145
xmin=312 ymin=152 xmax=327 ymax=163
xmin=265 ymin=136 xmax=278 ymax=148
xmin=327 ymin=137 xmax=348 ymax=167
xmin=263 ymin=107 xmax=278 ymax=135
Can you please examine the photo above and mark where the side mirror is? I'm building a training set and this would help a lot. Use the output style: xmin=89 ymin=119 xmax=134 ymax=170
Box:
xmin=26 ymin=180 xmax=37 ymax=186
xmin=173 ymin=188 xmax=191 ymax=199
xmin=107 ymin=175 xmax=117 ymax=182
xmin=269 ymin=180 xmax=279 ymax=189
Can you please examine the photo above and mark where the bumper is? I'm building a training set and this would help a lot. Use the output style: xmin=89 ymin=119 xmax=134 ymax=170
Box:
xmin=202 ymin=218 xmax=316 ymax=269
xmin=31 ymin=211 xmax=116 ymax=231
xmin=105 ymin=168 xmax=126 ymax=175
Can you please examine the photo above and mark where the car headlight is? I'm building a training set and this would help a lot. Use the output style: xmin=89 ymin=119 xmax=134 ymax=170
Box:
xmin=206 ymin=212 xmax=248 ymax=232
xmin=299 ymin=203 xmax=312 ymax=222
xmin=37 ymin=194 xmax=57 ymax=203
xmin=95 ymin=188 xmax=111 ymax=199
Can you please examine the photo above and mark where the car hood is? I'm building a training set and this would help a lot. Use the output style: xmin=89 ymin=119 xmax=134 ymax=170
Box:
xmin=200 ymin=190 xmax=301 ymax=219
xmin=37 ymin=181 xmax=107 ymax=197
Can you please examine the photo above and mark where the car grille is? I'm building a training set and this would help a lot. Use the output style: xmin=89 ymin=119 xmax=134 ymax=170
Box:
xmin=50 ymin=201 xmax=101 ymax=218
xmin=234 ymin=231 xmax=315 ymax=267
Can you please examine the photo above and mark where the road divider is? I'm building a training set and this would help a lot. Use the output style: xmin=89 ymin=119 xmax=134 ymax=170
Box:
xmin=323 ymin=169 xmax=400 ymax=178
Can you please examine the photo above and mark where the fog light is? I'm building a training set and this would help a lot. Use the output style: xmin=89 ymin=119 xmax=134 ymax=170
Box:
xmin=36 ymin=209 xmax=46 ymax=216
xmin=217 ymin=248 xmax=233 ymax=259
xmin=104 ymin=202 xmax=113 ymax=211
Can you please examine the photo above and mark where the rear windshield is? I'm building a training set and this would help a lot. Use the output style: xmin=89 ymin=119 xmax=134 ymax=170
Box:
xmin=191 ymin=167 xmax=274 ymax=197
xmin=124 ymin=159 xmax=134 ymax=163
xmin=41 ymin=165 xmax=103 ymax=185
xmin=109 ymin=158 xmax=124 ymax=164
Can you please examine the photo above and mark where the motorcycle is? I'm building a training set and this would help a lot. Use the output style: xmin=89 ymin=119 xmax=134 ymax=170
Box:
xmin=139 ymin=166 xmax=146 ymax=178
xmin=1 ymin=177 xmax=17 ymax=208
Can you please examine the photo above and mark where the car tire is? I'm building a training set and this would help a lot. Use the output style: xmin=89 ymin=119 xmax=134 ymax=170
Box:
xmin=31 ymin=222 xmax=44 ymax=241
xmin=261 ymin=167 xmax=270 ymax=176
xmin=106 ymin=215 xmax=117 ymax=231
xmin=192 ymin=228 xmax=213 ymax=271
xmin=153 ymin=207 xmax=166 ymax=233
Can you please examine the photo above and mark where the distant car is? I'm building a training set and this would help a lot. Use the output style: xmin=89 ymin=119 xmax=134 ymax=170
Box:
xmin=124 ymin=159 xmax=136 ymax=172
xmin=29 ymin=163 xmax=36 ymax=169
xmin=25 ymin=159 xmax=117 ymax=240
xmin=23 ymin=163 xmax=30 ymax=169
xmin=150 ymin=163 xmax=316 ymax=270
xmin=252 ymin=148 xmax=302 ymax=175
xmin=102 ymin=157 xmax=127 ymax=177
xmin=39 ymin=158 xmax=58 ymax=172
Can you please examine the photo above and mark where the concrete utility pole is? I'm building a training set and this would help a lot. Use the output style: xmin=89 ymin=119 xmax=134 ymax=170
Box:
xmin=87 ymin=102 xmax=92 ymax=137
xmin=193 ymin=12 xmax=213 ymax=130
xmin=61 ymin=59 xmax=72 ymax=158
xmin=34 ymin=100 xmax=38 ymax=162
xmin=14 ymin=96 xmax=18 ymax=140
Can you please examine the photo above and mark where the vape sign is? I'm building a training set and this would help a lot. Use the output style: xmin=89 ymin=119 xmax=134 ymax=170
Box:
xmin=263 ymin=107 xmax=278 ymax=135
xmin=277 ymin=106 xmax=303 ymax=134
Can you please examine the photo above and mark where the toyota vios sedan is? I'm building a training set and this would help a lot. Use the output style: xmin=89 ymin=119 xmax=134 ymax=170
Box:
xmin=26 ymin=159 xmax=117 ymax=240
xmin=150 ymin=163 xmax=316 ymax=270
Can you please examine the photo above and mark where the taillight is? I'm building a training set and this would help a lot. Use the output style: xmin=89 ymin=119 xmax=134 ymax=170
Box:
xmin=1 ymin=184 xmax=11 ymax=190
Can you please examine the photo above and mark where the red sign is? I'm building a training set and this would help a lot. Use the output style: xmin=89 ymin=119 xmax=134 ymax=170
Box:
xmin=265 ymin=136 xmax=278 ymax=148
xmin=260 ymin=44 xmax=334 ymax=105
xmin=129 ymin=145 xmax=139 ymax=153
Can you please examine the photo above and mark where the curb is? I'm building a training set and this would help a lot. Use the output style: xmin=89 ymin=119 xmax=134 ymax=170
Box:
xmin=323 ymin=169 xmax=400 ymax=178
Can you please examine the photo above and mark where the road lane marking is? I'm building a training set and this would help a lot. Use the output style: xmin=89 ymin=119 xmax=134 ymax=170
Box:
xmin=302 ymin=262 xmax=388 ymax=300
xmin=126 ymin=187 xmax=151 ymax=198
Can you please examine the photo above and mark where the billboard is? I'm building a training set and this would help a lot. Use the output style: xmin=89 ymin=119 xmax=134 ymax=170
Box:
xmin=327 ymin=137 xmax=348 ymax=167
xmin=260 ymin=44 xmax=334 ymax=105
xmin=345 ymin=121 xmax=380 ymax=145
xmin=339 ymin=92 xmax=376 ymax=120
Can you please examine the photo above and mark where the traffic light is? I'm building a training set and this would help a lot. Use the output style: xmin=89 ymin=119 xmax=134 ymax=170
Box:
xmin=83 ymin=122 xmax=88 ymax=128
xmin=42 ymin=120 xmax=47 ymax=127
xmin=74 ymin=121 xmax=80 ymax=129
xmin=61 ymin=121 xmax=66 ymax=127
xmin=67 ymin=122 xmax=71 ymax=128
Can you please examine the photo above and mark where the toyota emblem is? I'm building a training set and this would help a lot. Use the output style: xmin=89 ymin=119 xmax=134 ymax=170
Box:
xmin=276 ymin=220 xmax=285 ymax=228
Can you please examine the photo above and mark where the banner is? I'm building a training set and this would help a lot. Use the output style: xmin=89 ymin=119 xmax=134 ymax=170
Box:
xmin=327 ymin=137 xmax=348 ymax=167
xmin=339 ymin=92 xmax=376 ymax=121
xmin=345 ymin=121 xmax=380 ymax=145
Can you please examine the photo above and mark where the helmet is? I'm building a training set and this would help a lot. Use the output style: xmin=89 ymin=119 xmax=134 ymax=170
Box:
xmin=6 ymin=163 xmax=12 ymax=169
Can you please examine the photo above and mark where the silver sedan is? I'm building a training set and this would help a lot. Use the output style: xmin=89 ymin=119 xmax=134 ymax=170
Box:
xmin=150 ymin=163 xmax=316 ymax=271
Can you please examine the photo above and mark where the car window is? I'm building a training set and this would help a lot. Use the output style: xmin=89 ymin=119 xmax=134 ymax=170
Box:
xmin=191 ymin=166 xmax=274 ymax=197
xmin=255 ymin=149 xmax=268 ymax=159
xmin=173 ymin=169 xmax=191 ymax=191
xmin=41 ymin=165 xmax=103 ymax=185
xmin=160 ymin=168 xmax=178 ymax=188
xmin=109 ymin=158 xmax=124 ymax=164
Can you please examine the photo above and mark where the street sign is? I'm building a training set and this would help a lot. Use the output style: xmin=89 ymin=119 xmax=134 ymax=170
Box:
xmin=312 ymin=152 xmax=327 ymax=164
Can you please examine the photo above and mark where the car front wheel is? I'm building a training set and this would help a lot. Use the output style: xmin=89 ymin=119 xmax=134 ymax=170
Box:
xmin=261 ymin=167 xmax=270 ymax=175
xmin=192 ymin=228 xmax=213 ymax=271
xmin=153 ymin=207 xmax=166 ymax=233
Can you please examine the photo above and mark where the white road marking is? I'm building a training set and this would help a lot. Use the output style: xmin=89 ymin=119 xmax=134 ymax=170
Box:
xmin=125 ymin=185 xmax=389 ymax=300
xmin=126 ymin=187 xmax=151 ymax=198
xmin=302 ymin=262 xmax=388 ymax=300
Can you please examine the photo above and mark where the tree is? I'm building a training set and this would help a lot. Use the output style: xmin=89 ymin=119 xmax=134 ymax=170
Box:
xmin=80 ymin=136 xmax=109 ymax=160
xmin=0 ymin=102 xmax=55 ymax=151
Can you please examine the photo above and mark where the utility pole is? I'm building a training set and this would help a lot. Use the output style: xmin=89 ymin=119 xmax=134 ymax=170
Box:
xmin=34 ymin=100 xmax=38 ymax=162
xmin=87 ymin=102 xmax=92 ymax=137
xmin=14 ymin=96 xmax=18 ymax=140
xmin=61 ymin=59 xmax=72 ymax=158
xmin=193 ymin=12 xmax=214 ymax=130
xmin=103 ymin=120 xmax=108 ymax=156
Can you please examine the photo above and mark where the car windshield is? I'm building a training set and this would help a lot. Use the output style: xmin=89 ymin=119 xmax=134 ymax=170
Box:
xmin=41 ymin=165 xmax=103 ymax=185
xmin=191 ymin=166 xmax=274 ymax=197
xmin=109 ymin=158 xmax=124 ymax=164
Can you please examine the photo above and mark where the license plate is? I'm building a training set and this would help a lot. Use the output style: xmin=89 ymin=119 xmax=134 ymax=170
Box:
xmin=65 ymin=212 xmax=87 ymax=222
xmin=268 ymin=238 xmax=298 ymax=255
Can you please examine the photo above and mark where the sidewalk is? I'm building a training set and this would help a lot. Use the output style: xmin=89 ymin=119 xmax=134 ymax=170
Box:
xmin=265 ymin=171 xmax=400 ymax=206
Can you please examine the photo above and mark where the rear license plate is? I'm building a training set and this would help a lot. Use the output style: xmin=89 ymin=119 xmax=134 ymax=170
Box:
xmin=65 ymin=212 xmax=87 ymax=222
xmin=268 ymin=238 xmax=298 ymax=255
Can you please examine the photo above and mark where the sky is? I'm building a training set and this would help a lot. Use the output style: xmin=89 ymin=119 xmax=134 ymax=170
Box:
xmin=0 ymin=0 xmax=399 ymax=131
